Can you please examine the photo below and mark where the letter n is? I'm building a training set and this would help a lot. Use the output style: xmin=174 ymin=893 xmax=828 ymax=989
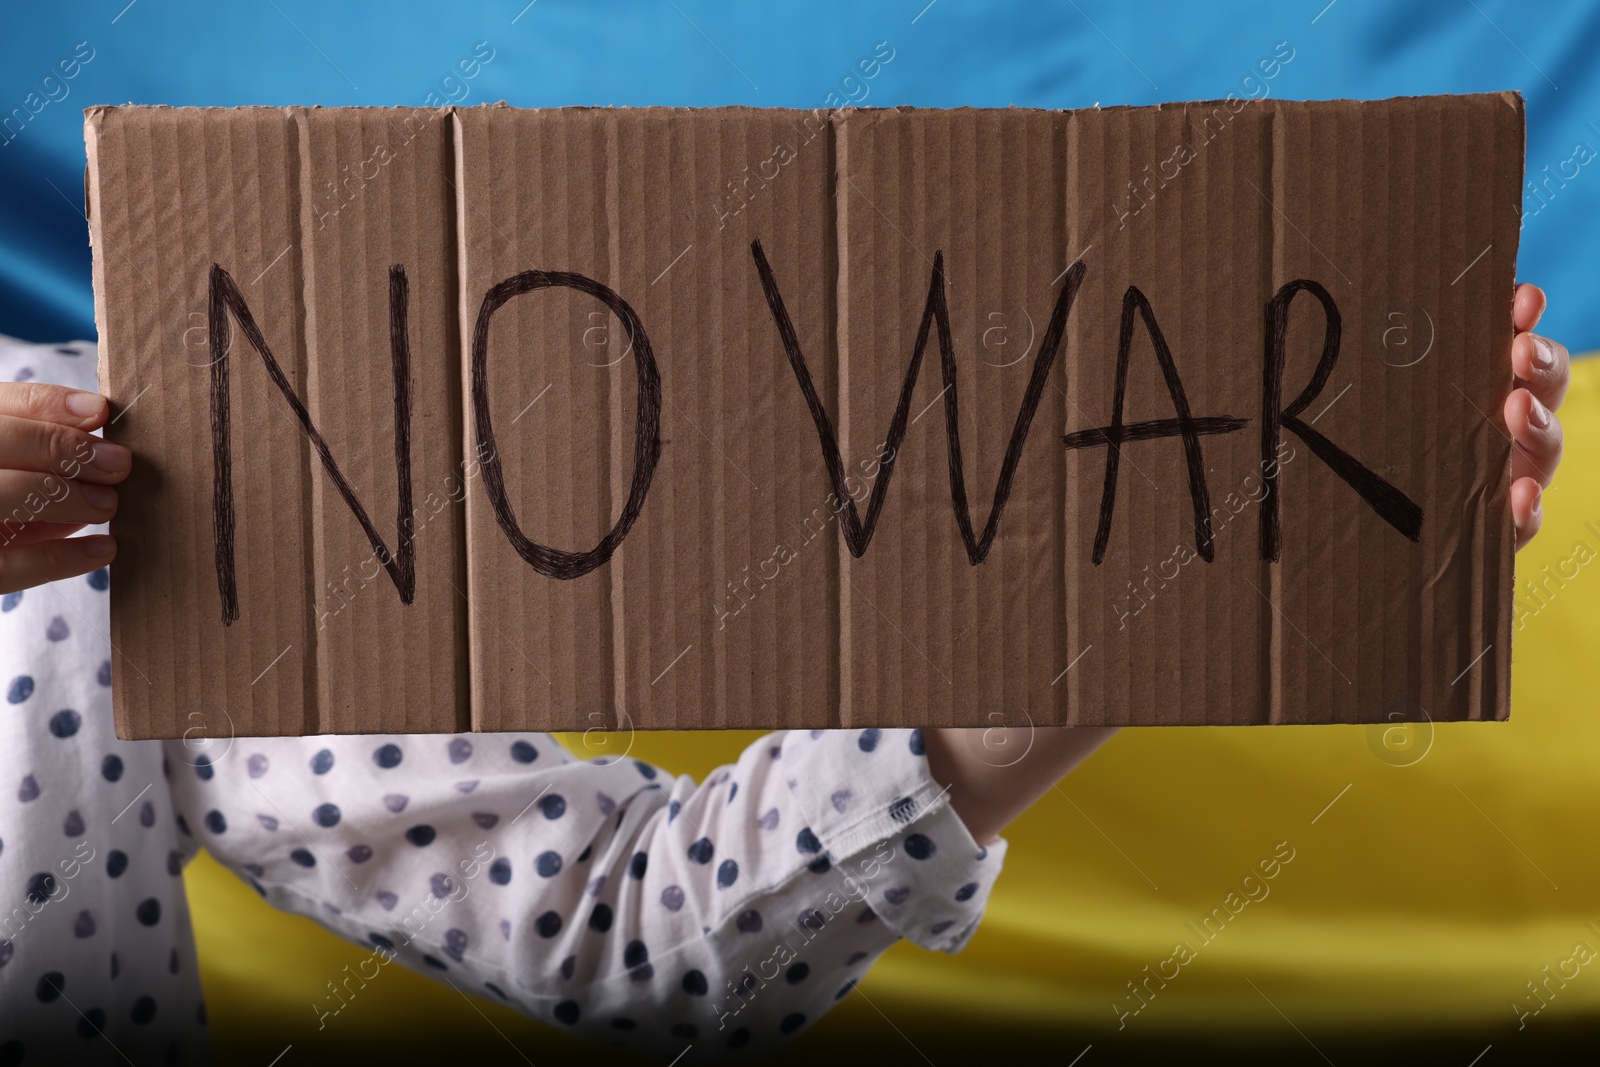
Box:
xmin=209 ymin=263 xmax=416 ymax=623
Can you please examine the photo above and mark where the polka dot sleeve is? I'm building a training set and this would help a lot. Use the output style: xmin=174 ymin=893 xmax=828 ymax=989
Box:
xmin=164 ymin=726 xmax=1009 ymax=1059
xmin=0 ymin=336 xmax=212 ymax=1064
xmin=771 ymin=727 xmax=1009 ymax=955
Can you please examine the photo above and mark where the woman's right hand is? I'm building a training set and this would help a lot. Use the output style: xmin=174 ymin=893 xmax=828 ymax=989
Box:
xmin=0 ymin=382 xmax=128 ymax=594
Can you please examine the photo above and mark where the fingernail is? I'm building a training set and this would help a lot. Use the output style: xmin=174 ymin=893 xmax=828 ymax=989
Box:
xmin=1529 ymin=396 xmax=1550 ymax=429
xmin=76 ymin=535 xmax=115 ymax=561
xmin=1533 ymin=336 xmax=1555 ymax=371
xmin=67 ymin=392 xmax=105 ymax=419
xmin=79 ymin=483 xmax=116 ymax=511
xmin=90 ymin=441 xmax=131 ymax=474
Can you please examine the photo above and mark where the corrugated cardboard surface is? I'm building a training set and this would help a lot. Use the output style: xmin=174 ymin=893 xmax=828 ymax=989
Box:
xmin=86 ymin=95 xmax=1523 ymax=739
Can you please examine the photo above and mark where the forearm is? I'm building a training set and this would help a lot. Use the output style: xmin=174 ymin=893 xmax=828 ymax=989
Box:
xmin=923 ymin=726 xmax=1121 ymax=846
xmin=165 ymin=726 xmax=1012 ymax=1056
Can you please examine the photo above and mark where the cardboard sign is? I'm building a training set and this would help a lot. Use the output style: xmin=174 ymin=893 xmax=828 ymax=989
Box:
xmin=85 ymin=95 xmax=1523 ymax=739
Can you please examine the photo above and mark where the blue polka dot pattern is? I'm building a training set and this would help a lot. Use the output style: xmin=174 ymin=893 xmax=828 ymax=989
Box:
xmin=148 ymin=715 xmax=1003 ymax=1056
xmin=0 ymin=449 xmax=1020 ymax=1062
xmin=25 ymin=872 xmax=56 ymax=904
xmin=717 ymin=859 xmax=739 ymax=889
xmin=36 ymin=972 xmax=64 ymax=1002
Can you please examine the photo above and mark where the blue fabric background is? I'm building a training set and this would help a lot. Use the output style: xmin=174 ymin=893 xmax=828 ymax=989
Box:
xmin=0 ymin=1 xmax=1594 ymax=348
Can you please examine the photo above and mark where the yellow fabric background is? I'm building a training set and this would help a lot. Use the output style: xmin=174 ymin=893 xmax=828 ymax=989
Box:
xmin=186 ymin=359 xmax=1600 ymax=1062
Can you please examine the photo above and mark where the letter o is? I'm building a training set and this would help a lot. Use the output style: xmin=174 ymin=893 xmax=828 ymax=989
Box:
xmin=470 ymin=270 xmax=662 ymax=580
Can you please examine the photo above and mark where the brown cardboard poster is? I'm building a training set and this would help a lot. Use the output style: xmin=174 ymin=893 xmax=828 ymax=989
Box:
xmin=85 ymin=94 xmax=1524 ymax=739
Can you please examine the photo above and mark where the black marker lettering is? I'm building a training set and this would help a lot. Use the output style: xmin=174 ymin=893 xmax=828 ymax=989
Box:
xmin=469 ymin=270 xmax=662 ymax=580
xmin=209 ymin=263 xmax=416 ymax=625
xmin=751 ymin=238 xmax=1085 ymax=563
xmin=1062 ymin=286 xmax=1247 ymax=564
xmin=1258 ymin=279 xmax=1422 ymax=562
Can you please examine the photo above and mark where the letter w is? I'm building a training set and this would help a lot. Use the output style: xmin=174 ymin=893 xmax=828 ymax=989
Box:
xmin=750 ymin=239 xmax=1085 ymax=562
xmin=208 ymin=263 xmax=416 ymax=623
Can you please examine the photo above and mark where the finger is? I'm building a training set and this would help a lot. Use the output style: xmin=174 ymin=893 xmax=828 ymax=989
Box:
xmin=1512 ymin=477 xmax=1542 ymax=552
xmin=1505 ymin=387 xmax=1563 ymax=487
xmin=0 ymin=534 xmax=115 ymax=595
xmin=0 ymin=472 xmax=117 ymax=527
xmin=0 ymin=382 xmax=110 ymax=431
xmin=0 ymin=413 xmax=131 ymax=485
xmin=1513 ymin=283 xmax=1546 ymax=334
xmin=1512 ymin=331 xmax=1570 ymax=412
xmin=0 ymin=522 xmax=87 ymax=548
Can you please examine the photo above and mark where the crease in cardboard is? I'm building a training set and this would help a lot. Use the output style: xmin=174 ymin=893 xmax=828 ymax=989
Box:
xmin=604 ymin=108 xmax=626 ymax=734
xmin=830 ymin=110 xmax=848 ymax=733
xmin=448 ymin=105 xmax=478 ymax=734
xmin=440 ymin=105 xmax=473 ymax=736
xmin=1263 ymin=102 xmax=1283 ymax=726
xmin=289 ymin=108 xmax=323 ymax=735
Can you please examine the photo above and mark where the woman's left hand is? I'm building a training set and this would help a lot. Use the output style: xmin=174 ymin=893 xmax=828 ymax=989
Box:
xmin=1507 ymin=282 xmax=1569 ymax=551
